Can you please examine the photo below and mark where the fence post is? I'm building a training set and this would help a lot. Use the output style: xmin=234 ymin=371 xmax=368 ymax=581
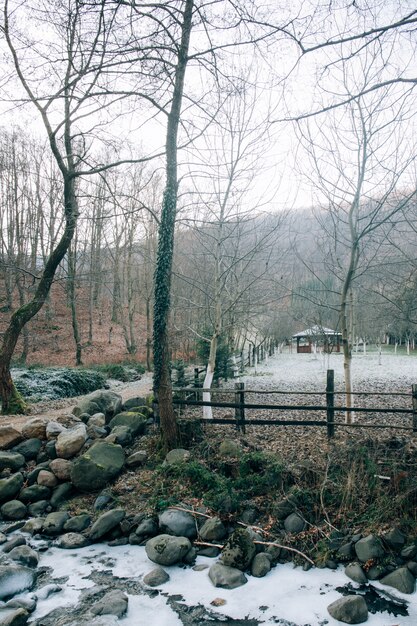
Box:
xmin=235 ymin=382 xmax=246 ymax=434
xmin=412 ymin=384 xmax=417 ymax=433
xmin=326 ymin=369 xmax=335 ymax=439
xmin=194 ymin=368 xmax=199 ymax=388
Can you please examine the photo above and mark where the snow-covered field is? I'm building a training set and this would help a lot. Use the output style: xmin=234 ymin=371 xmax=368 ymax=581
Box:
xmin=30 ymin=542 xmax=417 ymax=625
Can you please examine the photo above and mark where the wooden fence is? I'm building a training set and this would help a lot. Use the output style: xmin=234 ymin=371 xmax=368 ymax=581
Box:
xmin=169 ymin=369 xmax=417 ymax=439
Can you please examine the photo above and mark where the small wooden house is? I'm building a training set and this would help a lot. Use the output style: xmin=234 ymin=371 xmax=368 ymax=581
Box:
xmin=292 ymin=326 xmax=342 ymax=354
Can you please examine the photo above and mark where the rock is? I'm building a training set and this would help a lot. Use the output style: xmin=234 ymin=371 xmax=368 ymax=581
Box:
xmin=158 ymin=508 xmax=197 ymax=539
xmin=89 ymin=509 xmax=126 ymax=541
xmin=208 ymin=563 xmax=247 ymax=589
xmin=5 ymin=596 xmax=36 ymax=612
xmin=345 ymin=563 xmax=367 ymax=584
xmin=199 ymin=517 xmax=227 ymax=542
xmin=108 ymin=412 xmax=147 ymax=437
xmin=0 ymin=428 xmax=23 ymax=451
xmin=19 ymin=485 xmax=50 ymax=504
xmin=220 ymin=528 xmax=256 ymax=570
xmin=143 ymin=567 xmax=170 ymax=587
xmin=26 ymin=464 xmax=49 ymax=486
xmin=27 ymin=501 xmax=49 ymax=517
xmin=0 ymin=502 xmax=27 ymax=521
xmin=380 ymin=567 xmax=415 ymax=594
xmin=273 ymin=497 xmax=297 ymax=520
xmin=55 ymin=533 xmax=90 ymax=549
xmin=21 ymin=418 xmax=48 ymax=441
xmin=0 ymin=565 xmax=36 ymax=600
xmin=49 ymin=459 xmax=72 ymax=482
xmin=42 ymin=511 xmax=70 ymax=536
xmin=73 ymin=391 xmax=122 ymax=420
xmin=337 ymin=542 xmax=355 ymax=561
xmin=406 ymin=561 xmax=417 ymax=577
xmin=37 ymin=471 xmax=57 ymax=488
xmin=55 ymin=424 xmax=87 ymax=459
xmin=0 ymin=475 xmax=23 ymax=503
xmin=327 ymin=596 xmax=368 ymax=624
xmin=106 ymin=426 xmax=132 ymax=447
xmin=70 ymin=441 xmax=125 ymax=492
xmin=21 ymin=519 xmax=44 ymax=535
xmin=35 ymin=584 xmax=62 ymax=600
xmin=355 ymin=534 xmax=385 ymax=562
xmin=0 ymin=608 xmax=29 ymax=625
xmin=87 ymin=425 xmax=108 ymax=440
xmin=0 ymin=453 xmax=25 ymax=472
xmin=91 ymin=590 xmax=128 ymax=618
xmin=401 ymin=544 xmax=417 ymax=560
xmin=284 ymin=513 xmax=305 ymax=534
xmin=251 ymin=553 xmax=271 ymax=578
xmin=50 ymin=483 xmax=72 ymax=508
xmin=383 ymin=528 xmax=407 ymax=551
xmin=8 ymin=546 xmax=38 ymax=569
xmin=94 ymin=491 xmax=114 ymax=511
xmin=64 ymin=514 xmax=91 ymax=533
xmin=88 ymin=413 xmax=106 ymax=428
xmin=163 ymin=449 xmax=190 ymax=465
xmin=44 ymin=441 xmax=57 ymax=460
xmin=126 ymin=451 xmax=147 ymax=468
xmin=46 ymin=422 xmax=66 ymax=441
xmin=123 ymin=397 xmax=146 ymax=411
xmin=366 ymin=564 xmax=388 ymax=580
xmin=2 ymin=537 xmax=26 ymax=554
xmin=12 ymin=440 xmax=42 ymax=461
xmin=219 ymin=440 xmax=241 ymax=457
xmin=134 ymin=517 xmax=158 ymax=539
xmin=145 ymin=534 xmax=191 ymax=566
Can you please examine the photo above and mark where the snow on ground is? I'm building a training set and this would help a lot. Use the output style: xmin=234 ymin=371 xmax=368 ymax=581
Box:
xmin=30 ymin=543 xmax=417 ymax=625
xmin=242 ymin=349 xmax=417 ymax=392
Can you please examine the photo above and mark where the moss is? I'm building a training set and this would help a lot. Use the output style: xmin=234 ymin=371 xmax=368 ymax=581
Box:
xmin=2 ymin=384 xmax=28 ymax=415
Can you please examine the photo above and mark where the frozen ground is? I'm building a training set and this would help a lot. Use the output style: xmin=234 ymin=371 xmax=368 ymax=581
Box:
xmin=27 ymin=542 xmax=417 ymax=625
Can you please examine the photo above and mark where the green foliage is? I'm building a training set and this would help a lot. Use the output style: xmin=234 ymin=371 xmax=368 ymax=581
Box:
xmin=89 ymin=362 xmax=145 ymax=382
xmin=171 ymin=359 xmax=186 ymax=386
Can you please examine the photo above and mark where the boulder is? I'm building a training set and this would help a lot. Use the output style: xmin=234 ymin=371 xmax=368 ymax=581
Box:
xmin=220 ymin=528 xmax=256 ymax=571
xmin=219 ymin=440 xmax=241 ymax=457
xmin=8 ymin=546 xmax=38 ymax=569
xmin=126 ymin=451 xmax=147 ymax=468
xmin=0 ymin=501 xmax=27 ymax=521
xmin=49 ymin=459 xmax=72 ymax=482
xmin=163 ymin=449 xmax=190 ymax=466
xmin=106 ymin=426 xmax=132 ymax=447
xmin=383 ymin=528 xmax=406 ymax=551
xmin=27 ymin=501 xmax=50 ymax=517
xmin=50 ymin=483 xmax=72 ymax=508
xmin=89 ymin=509 xmax=126 ymax=541
xmin=21 ymin=418 xmax=48 ymax=441
xmin=70 ymin=441 xmax=125 ymax=492
xmin=145 ymin=534 xmax=191 ymax=566
xmin=0 ymin=565 xmax=36 ymax=600
xmin=55 ymin=533 xmax=90 ymax=549
xmin=284 ymin=513 xmax=305 ymax=534
xmin=22 ymin=519 xmax=44 ymax=535
xmin=355 ymin=534 xmax=385 ymax=562
xmin=380 ymin=567 xmax=415 ymax=594
xmin=251 ymin=553 xmax=271 ymax=578
xmin=345 ymin=563 xmax=368 ymax=584
xmin=90 ymin=590 xmax=128 ymax=618
xmin=327 ymin=596 xmax=368 ymax=624
xmin=0 ymin=475 xmax=24 ymax=503
xmin=73 ymin=391 xmax=122 ymax=420
xmin=273 ymin=497 xmax=297 ymax=520
xmin=19 ymin=485 xmax=51 ymax=504
xmin=0 ymin=452 xmax=25 ymax=472
xmin=88 ymin=413 xmax=106 ymax=428
xmin=37 ymin=471 xmax=58 ymax=488
xmin=46 ymin=422 xmax=66 ymax=441
xmin=108 ymin=412 xmax=147 ymax=437
xmin=208 ymin=563 xmax=247 ymax=589
xmin=55 ymin=424 xmax=87 ymax=459
xmin=401 ymin=544 xmax=417 ymax=560
xmin=2 ymin=537 xmax=26 ymax=554
xmin=64 ymin=514 xmax=91 ymax=533
xmin=42 ymin=511 xmax=70 ymax=536
xmin=0 ymin=427 xmax=23 ymax=451
xmin=12 ymin=439 xmax=42 ymax=461
xmin=199 ymin=517 xmax=227 ymax=542
xmin=143 ymin=566 xmax=170 ymax=587
xmin=134 ymin=517 xmax=158 ymax=539
xmin=123 ymin=396 xmax=146 ymax=411
xmin=158 ymin=508 xmax=197 ymax=539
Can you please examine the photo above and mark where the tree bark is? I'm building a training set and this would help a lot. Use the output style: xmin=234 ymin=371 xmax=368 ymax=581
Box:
xmin=153 ymin=0 xmax=194 ymax=450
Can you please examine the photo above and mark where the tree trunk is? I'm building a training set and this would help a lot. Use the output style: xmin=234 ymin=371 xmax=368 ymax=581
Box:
xmin=152 ymin=0 xmax=193 ymax=450
xmin=68 ymin=244 xmax=83 ymax=366
xmin=202 ymin=333 xmax=218 ymax=420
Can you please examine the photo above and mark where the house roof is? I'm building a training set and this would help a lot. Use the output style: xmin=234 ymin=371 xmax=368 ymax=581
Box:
xmin=292 ymin=325 xmax=342 ymax=338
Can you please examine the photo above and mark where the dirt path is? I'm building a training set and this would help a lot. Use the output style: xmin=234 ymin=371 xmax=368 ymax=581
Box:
xmin=2 ymin=372 xmax=154 ymax=431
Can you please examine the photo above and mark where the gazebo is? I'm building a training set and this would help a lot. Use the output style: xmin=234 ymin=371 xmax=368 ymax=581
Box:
xmin=292 ymin=325 xmax=342 ymax=354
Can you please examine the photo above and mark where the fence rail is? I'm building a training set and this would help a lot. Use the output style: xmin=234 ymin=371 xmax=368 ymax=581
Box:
xmin=167 ymin=369 xmax=417 ymax=439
